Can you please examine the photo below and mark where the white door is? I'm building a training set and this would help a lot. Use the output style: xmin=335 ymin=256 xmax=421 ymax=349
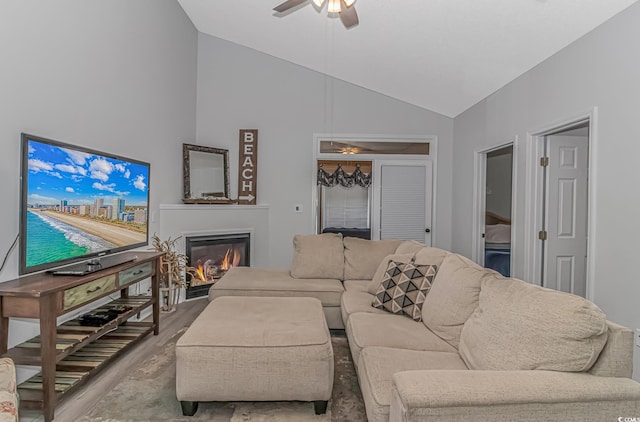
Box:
xmin=543 ymin=134 xmax=589 ymax=296
xmin=376 ymin=160 xmax=432 ymax=244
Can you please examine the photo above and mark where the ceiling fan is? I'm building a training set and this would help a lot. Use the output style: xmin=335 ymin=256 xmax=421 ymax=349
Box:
xmin=273 ymin=0 xmax=359 ymax=29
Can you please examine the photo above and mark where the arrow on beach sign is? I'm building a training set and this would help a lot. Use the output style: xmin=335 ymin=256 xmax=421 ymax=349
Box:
xmin=238 ymin=194 xmax=255 ymax=202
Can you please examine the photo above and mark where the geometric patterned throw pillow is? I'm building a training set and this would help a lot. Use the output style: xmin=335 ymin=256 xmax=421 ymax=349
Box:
xmin=372 ymin=260 xmax=437 ymax=321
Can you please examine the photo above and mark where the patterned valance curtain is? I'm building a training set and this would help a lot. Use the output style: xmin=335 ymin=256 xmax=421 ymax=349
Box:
xmin=317 ymin=163 xmax=371 ymax=188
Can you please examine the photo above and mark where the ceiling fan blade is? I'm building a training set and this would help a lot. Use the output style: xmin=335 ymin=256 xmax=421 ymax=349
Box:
xmin=273 ymin=0 xmax=307 ymax=13
xmin=339 ymin=0 xmax=359 ymax=28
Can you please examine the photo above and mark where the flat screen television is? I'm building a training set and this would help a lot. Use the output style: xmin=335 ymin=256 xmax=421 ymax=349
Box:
xmin=19 ymin=133 xmax=150 ymax=275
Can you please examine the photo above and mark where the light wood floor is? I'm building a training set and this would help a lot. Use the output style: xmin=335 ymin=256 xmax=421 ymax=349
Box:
xmin=19 ymin=297 xmax=210 ymax=422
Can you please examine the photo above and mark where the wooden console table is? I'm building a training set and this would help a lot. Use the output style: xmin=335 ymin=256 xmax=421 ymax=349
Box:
xmin=0 ymin=250 xmax=163 ymax=422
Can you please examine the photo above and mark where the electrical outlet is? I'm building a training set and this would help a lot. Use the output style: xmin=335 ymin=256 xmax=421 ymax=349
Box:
xmin=636 ymin=328 xmax=640 ymax=347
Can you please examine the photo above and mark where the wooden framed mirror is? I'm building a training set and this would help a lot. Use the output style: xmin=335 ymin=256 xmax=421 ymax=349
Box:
xmin=182 ymin=143 xmax=233 ymax=204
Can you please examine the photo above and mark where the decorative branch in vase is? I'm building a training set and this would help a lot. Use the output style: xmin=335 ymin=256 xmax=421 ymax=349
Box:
xmin=152 ymin=234 xmax=196 ymax=312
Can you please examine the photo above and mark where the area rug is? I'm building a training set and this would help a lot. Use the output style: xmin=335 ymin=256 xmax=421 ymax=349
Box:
xmin=77 ymin=330 xmax=366 ymax=422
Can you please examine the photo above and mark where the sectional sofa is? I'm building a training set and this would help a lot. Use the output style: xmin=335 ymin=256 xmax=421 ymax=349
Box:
xmin=209 ymin=233 xmax=640 ymax=421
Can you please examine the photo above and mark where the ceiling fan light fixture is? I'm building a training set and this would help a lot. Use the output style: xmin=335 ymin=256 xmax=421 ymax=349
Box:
xmin=328 ymin=0 xmax=341 ymax=13
xmin=272 ymin=0 xmax=358 ymax=28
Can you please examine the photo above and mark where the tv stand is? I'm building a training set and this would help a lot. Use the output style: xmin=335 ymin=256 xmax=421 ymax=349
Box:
xmin=49 ymin=253 xmax=138 ymax=276
xmin=0 ymin=250 xmax=163 ymax=422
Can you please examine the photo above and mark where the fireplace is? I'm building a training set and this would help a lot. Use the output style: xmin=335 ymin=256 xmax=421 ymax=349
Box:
xmin=184 ymin=232 xmax=250 ymax=299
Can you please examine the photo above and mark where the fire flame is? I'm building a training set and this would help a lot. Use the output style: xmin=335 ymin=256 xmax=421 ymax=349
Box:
xmin=194 ymin=266 xmax=206 ymax=281
xmin=190 ymin=247 xmax=241 ymax=283
xmin=221 ymin=247 xmax=241 ymax=271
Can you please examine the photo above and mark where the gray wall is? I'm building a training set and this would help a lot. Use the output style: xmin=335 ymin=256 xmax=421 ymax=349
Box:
xmin=195 ymin=34 xmax=454 ymax=268
xmin=452 ymin=2 xmax=640 ymax=379
xmin=0 ymin=0 xmax=197 ymax=361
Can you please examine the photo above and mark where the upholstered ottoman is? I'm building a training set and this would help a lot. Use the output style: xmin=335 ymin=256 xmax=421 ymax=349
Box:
xmin=175 ymin=296 xmax=334 ymax=416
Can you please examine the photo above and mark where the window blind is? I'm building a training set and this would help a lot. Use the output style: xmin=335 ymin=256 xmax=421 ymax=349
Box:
xmin=380 ymin=165 xmax=426 ymax=241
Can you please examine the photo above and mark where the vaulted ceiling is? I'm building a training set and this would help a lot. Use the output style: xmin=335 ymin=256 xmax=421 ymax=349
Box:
xmin=178 ymin=0 xmax=638 ymax=118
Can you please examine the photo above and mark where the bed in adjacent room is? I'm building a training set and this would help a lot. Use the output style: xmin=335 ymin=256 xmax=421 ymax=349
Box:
xmin=484 ymin=212 xmax=511 ymax=277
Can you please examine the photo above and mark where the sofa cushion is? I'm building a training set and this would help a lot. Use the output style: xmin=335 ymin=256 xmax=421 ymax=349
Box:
xmin=290 ymin=233 xmax=344 ymax=279
xmin=372 ymin=261 xmax=437 ymax=321
xmin=367 ymin=253 xmax=415 ymax=295
xmin=459 ymin=276 xmax=608 ymax=372
xmin=209 ymin=267 xmax=344 ymax=306
xmin=389 ymin=370 xmax=640 ymax=422
xmin=344 ymin=237 xmax=403 ymax=280
xmin=343 ymin=279 xmax=370 ymax=292
xmin=421 ymin=253 xmax=487 ymax=349
xmin=394 ymin=240 xmax=426 ymax=255
xmin=345 ymin=312 xmax=456 ymax=365
xmin=358 ymin=347 xmax=467 ymax=422
xmin=413 ymin=246 xmax=449 ymax=267
xmin=340 ymin=290 xmax=387 ymax=326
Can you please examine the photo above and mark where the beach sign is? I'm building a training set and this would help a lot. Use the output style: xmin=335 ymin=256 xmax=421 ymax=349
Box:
xmin=237 ymin=129 xmax=258 ymax=205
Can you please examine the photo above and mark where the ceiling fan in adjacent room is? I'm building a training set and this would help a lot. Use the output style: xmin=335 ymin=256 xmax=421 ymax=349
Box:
xmin=273 ymin=0 xmax=359 ymax=29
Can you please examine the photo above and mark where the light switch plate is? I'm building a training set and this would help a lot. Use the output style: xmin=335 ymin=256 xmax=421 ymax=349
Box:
xmin=294 ymin=204 xmax=303 ymax=213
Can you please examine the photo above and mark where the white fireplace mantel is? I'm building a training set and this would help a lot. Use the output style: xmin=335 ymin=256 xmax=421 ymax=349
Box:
xmin=158 ymin=203 xmax=270 ymax=268
xmin=159 ymin=204 xmax=270 ymax=211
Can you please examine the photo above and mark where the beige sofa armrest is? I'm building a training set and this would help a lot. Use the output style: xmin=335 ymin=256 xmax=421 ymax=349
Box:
xmin=389 ymin=369 xmax=640 ymax=422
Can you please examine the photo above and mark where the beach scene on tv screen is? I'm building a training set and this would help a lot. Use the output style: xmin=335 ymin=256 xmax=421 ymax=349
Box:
xmin=25 ymin=140 xmax=149 ymax=268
